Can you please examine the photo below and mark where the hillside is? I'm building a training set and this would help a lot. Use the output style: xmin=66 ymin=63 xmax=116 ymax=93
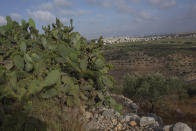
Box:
xmin=103 ymin=38 xmax=196 ymax=129
xmin=103 ymin=38 xmax=196 ymax=86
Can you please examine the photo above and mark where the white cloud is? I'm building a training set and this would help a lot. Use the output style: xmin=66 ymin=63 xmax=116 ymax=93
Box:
xmin=60 ymin=18 xmax=69 ymax=24
xmin=53 ymin=0 xmax=73 ymax=8
xmin=77 ymin=9 xmax=90 ymax=15
xmin=28 ymin=10 xmax=56 ymax=24
xmin=85 ymin=0 xmax=155 ymax=20
xmin=97 ymin=14 xmax=104 ymax=19
xmin=38 ymin=0 xmax=73 ymax=11
xmin=148 ymin=0 xmax=176 ymax=9
xmin=11 ymin=13 xmax=22 ymax=20
xmin=85 ymin=0 xmax=98 ymax=4
xmin=140 ymin=11 xmax=153 ymax=20
xmin=86 ymin=0 xmax=134 ymax=13
xmin=130 ymin=0 xmax=140 ymax=2
xmin=39 ymin=2 xmax=54 ymax=11
xmin=60 ymin=9 xmax=90 ymax=16
xmin=0 ymin=16 xmax=6 ymax=25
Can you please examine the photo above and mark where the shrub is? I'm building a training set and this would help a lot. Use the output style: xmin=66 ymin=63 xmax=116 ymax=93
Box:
xmin=184 ymin=41 xmax=193 ymax=44
xmin=123 ymin=73 xmax=188 ymax=111
xmin=0 ymin=16 xmax=115 ymax=106
xmin=187 ymin=86 xmax=196 ymax=97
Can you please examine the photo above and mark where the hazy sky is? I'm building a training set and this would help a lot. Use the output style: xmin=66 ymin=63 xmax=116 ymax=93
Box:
xmin=0 ymin=0 xmax=196 ymax=39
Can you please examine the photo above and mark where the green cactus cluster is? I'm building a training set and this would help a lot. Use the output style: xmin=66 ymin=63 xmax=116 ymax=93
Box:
xmin=0 ymin=16 xmax=115 ymax=110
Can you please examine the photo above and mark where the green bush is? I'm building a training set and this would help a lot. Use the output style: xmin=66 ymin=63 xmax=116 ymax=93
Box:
xmin=0 ymin=16 xmax=115 ymax=130
xmin=184 ymin=41 xmax=193 ymax=44
xmin=187 ymin=86 xmax=196 ymax=97
xmin=123 ymin=73 xmax=188 ymax=107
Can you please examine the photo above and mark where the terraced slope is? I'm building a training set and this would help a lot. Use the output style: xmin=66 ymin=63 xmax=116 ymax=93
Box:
xmin=103 ymin=38 xmax=196 ymax=86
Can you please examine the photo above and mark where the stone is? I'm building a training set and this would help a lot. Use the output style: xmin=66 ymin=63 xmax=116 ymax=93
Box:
xmin=117 ymin=123 xmax=123 ymax=131
xmin=115 ymin=112 xmax=121 ymax=117
xmin=85 ymin=120 xmax=98 ymax=130
xmin=85 ymin=111 xmax=93 ymax=120
xmin=102 ymin=109 xmax=115 ymax=119
xmin=120 ymin=119 xmax=125 ymax=123
xmin=130 ymin=103 xmax=138 ymax=110
xmin=91 ymin=107 xmax=96 ymax=112
xmin=152 ymin=127 xmax=164 ymax=131
xmin=173 ymin=122 xmax=192 ymax=131
xmin=125 ymin=115 xmax=132 ymax=122
xmin=123 ymin=123 xmax=127 ymax=130
xmin=79 ymin=106 xmax=86 ymax=114
xmin=147 ymin=113 xmax=163 ymax=127
xmin=109 ymin=123 xmax=114 ymax=128
xmin=130 ymin=103 xmax=139 ymax=113
xmin=100 ymin=115 xmax=104 ymax=119
xmin=118 ymin=116 xmax=124 ymax=121
xmin=176 ymin=109 xmax=185 ymax=116
xmin=140 ymin=117 xmax=156 ymax=127
xmin=129 ymin=121 xmax=137 ymax=127
xmin=112 ymin=119 xmax=118 ymax=126
xmin=94 ymin=114 xmax=98 ymax=118
xmin=82 ymin=106 xmax=193 ymax=131
xmin=129 ymin=113 xmax=140 ymax=124
xmin=163 ymin=125 xmax=172 ymax=131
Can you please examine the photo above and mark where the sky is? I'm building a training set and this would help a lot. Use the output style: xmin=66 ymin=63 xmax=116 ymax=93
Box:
xmin=0 ymin=0 xmax=196 ymax=39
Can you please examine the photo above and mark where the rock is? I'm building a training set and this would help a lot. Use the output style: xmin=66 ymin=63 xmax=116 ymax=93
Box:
xmin=140 ymin=117 xmax=157 ymax=127
xmin=148 ymin=113 xmax=163 ymax=127
xmin=115 ymin=112 xmax=121 ymax=117
xmin=82 ymin=104 xmax=192 ymax=131
xmin=152 ymin=127 xmax=164 ymax=131
xmin=102 ymin=109 xmax=115 ymax=119
xmin=176 ymin=109 xmax=185 ymax=116
xmin=85 ymin=120 xmax=98 ymax=130
xmin=130 ymin=103 xmax=138 ymax=110
xmin=111 ymin=94 xmax=133 ymax=105
xmin=84 ymin=111 xmax=93 ymax=120
xmin=94 ymin=114 xmax=98 ymax=118
xmin=122 ymin=123 xmax=127 ymax=130
xmin=112 ymin=119 xmax=118 ymax=126
xmin=117 ymin=123 xmax=123 ymax=130
xmin=125 ymin=115 xmax=132 ymax=122
xmin=91 ymin=107 xmax=96 ymax=112
xmin=129 ymin=121 xmax=137 ymax=127
xmin=79 ymin=106 xmax=86 ymax=114
xmin=173 ymin=122 xmax=192 ymax=131
xmin=163 ymin=125 xmax=172 ymax=131
xmin=120 ymin=119 xmax=125 ymax=123
xmin=129 ymin=113 xmax=140 ymax=124
xmin=100 ymin=115 xmax=104 ymax=119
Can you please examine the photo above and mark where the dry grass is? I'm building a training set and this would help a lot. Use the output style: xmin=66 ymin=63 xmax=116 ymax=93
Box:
xmin=30 ymin=98 xmax=87 ymax=131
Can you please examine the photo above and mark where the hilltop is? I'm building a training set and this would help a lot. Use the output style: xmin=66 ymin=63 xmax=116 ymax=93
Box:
xmin=102 ymin=32 xmax=196 ymax=44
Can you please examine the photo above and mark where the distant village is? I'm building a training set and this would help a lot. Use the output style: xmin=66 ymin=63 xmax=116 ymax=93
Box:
xmin=102 ymin=32 xmax=196 ymax=44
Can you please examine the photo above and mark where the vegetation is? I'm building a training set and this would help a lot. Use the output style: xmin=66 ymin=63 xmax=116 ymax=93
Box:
xmin=103 ymin=38 xmax=196 ymax=58
xmin=104 ymin=39 xmax=196 ymax=129
xmin=0 ymin=16 xmax=117 ymax=130
xmin=122 ymin=73 xmax=189 ymax=111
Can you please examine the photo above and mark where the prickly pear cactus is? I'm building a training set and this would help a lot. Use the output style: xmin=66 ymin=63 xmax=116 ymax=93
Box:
xmin=0 ymin=17 xmax=114 ymax=109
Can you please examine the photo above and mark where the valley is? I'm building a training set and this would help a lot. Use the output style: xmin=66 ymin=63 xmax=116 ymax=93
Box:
xmin=103 ymin=37 xmax=196 ymax=129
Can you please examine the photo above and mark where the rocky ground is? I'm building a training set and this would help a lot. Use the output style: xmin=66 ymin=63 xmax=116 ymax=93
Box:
xmin=80 ymin=94 xmax=192 ymax=131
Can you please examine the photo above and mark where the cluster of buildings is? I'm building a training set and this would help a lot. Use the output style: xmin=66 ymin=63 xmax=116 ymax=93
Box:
xmin=102 ymin=32 xmax=196 ymax=45
xmin=102 ymin=36 xmax=162 ymax=44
